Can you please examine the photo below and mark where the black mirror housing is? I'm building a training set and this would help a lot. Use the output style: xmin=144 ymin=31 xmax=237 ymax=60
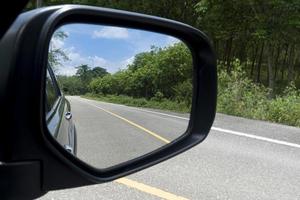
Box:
xmin=0 ymin=5 xmax=216 ymax=199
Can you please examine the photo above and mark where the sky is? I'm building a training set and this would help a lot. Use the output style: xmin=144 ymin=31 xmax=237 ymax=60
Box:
xmin=50 ymin=23 xmax=180 ymax=76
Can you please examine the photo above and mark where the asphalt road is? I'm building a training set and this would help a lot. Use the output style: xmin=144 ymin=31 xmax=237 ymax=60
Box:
xmin=40 ymin=96 xmax=300 ymax=200
xmin=65 ymin=96 xmax=188 ymax=168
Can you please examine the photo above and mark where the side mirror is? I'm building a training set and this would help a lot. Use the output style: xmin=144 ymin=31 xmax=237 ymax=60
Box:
xmin=0 ymin=5 xmax=216 ymax=199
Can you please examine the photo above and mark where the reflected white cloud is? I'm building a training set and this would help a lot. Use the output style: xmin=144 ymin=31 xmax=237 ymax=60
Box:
xmin=92 ymin=27 xmax=129 ymax=39
xmin=128 ymin=33 xmax=180 ymax=54
xmin=56 ymin=46 xmax=134 ymax=76
xmin=50 ymin=37 xmax=64 ymax=49
xmin=57 ymin=66 xmax=77 ymax=76
xmin=51 ymin=24 xmax=182 ymax=76
xmin=118 ymin=56 xmax=134 ymax=70
xmin=166 ymin=36 xmax=180 ymax=46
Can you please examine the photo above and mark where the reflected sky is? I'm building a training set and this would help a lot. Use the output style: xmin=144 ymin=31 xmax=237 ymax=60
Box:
xmin=50 ymin=24 xmax=179 ymax=75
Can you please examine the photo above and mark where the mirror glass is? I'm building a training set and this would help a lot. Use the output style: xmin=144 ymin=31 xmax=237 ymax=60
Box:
xmin=45 ymin=23 xmax=193 ymax=169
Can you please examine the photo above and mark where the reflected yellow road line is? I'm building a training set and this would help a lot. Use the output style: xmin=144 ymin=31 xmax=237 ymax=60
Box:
xmin=82 ymin=100 xmax=170 ymax=143
xmin=77 ymin=99 xmax=190 ymax=199
xmin=116 ymin=178 xmax=189 ymax=200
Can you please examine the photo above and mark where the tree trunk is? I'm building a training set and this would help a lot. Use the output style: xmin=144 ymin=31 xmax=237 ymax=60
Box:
xmin=222 ymin=41 xmax=227 ymax=63
xmin=256 ymin=42 xmax=265 ymax=83
xmin=274 ymin=44 xmax=281 ymax=80
xmin=281 ymin=45 xmax=289 ymax=80
xmin=288 ymin=45 xmax=295 ymax=82
xmin=214 ymin=40 xmax=219 ymax=59
xmin=250 ymin=44 xmax=259 ymax=78
xmin=266 ymin=43 xmax=275 ymax=98
xmin=36 ymin=0 xmax=42 ymax=8
xmin=226 ymin=37 xmax=233 ymax=73
xmin=238 ymin=37 xmax=248 ymax=64
xmin=287 ymin=45 xmax=295 ymax=82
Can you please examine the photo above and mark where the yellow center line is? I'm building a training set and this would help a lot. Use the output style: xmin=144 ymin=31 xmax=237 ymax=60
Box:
xmin=81 ymin=99 xmax=170 ymax=144
xmin=115 ymin=178 xmax=188 ymax=200
xmin=76 ymin=98 xmax=189 ymax=200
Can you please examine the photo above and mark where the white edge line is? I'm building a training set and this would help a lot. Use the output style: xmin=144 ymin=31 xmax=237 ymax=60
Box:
xmin=211 ymin=127 xmax=300 ymax=149
xmin=81 ymin=97 xmax=300 ymax=149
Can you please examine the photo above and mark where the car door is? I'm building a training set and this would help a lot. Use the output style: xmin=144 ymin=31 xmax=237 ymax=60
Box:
xmin=45 ymin=66 xmax=76 ymax=155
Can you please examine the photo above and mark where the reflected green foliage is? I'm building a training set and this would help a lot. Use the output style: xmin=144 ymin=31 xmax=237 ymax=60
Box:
xmin=57 ymin=66 xmax=108 ymax=95
xmin=84 ymin=94 xmax=190 ymax=113
xmin=48 ymin=31 xmax=69 ymax=70
xmin=57 ymin=76 xmax=85 ymax=95
xmin=89 ymin=43 xmax=193 ymax=107
xmin=56 ymin=43 xmax=193 ymax=111
xmin=75 ymin=65 xmax=108 ymax=84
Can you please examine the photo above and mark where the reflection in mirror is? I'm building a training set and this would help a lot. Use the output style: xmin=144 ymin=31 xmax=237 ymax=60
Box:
xmin=46 ymin=23 xmax=193 ymax=169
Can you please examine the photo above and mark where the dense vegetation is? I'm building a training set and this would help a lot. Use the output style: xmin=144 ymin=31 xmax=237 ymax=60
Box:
xmin=57 ymin=43 xmax=193 ymax=111
xmin=28 ymin=0 xmax=300 ymax=93
xmin=57 ymin=65 xmax=108 ymax=95
xmin=218 ymin=60 xmax=300 ymax=127
xmin=57 ymin=44 xmax=300 ymax=127
xmin=30 ymin=0 xmax=300 ymax=127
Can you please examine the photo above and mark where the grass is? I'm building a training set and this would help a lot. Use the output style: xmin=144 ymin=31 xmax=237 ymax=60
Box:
xmin=83 ymin=88 xmax=300 ymax=128
xmin=83 ymin=93 xmax=190 ymax=113
xmin=83 ymin=91 xmax=300 ymax=128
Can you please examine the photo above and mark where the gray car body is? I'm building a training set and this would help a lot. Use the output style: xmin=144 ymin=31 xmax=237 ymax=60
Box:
xmin=45 ymin=66 xmax=77 ymax=155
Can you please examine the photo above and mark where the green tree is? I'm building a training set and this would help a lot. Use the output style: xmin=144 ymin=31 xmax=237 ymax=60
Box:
xmin=48 ymin=31 xmax=69 ymax=70
xmin=57 ymin=76 xmax=85 ymax=95
xmin=75 ymin=64 xmax=91 ymax=84
xmin=91 ymin=67 xmax=108 ymax=78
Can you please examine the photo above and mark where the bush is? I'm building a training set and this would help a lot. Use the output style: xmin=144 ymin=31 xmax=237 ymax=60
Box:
xmin=217 ymin=59 xmax=300 ymax=127
xmin=173 ymin=79 xmax=192 ymax=107
xmin=266 ymin=83 xmax=300 ymax=126
xmin=57 ymin=76 xmax=87 ymax=95
xmin=151 ymin=91 xmax=165 ymax=102
xmin=83 ymin=94 xmax=190 ymax=113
